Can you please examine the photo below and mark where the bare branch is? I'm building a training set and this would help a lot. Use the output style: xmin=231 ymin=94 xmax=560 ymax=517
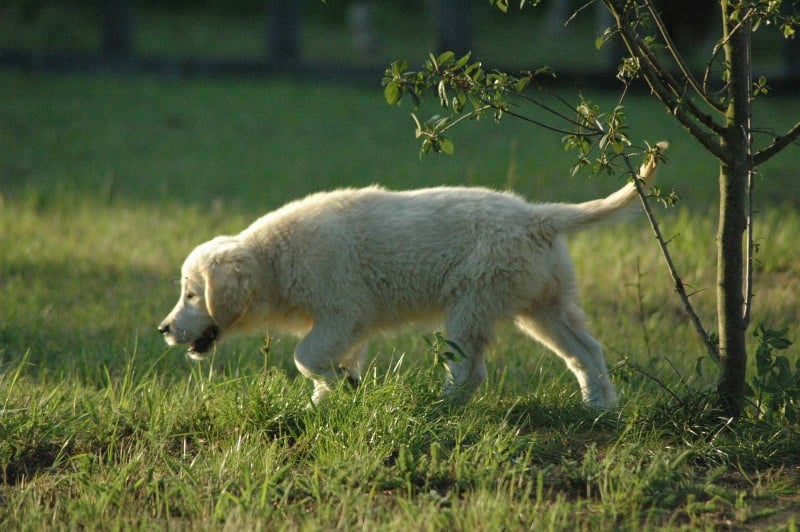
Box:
xmin=753 ymin=120 xmax=800 ymax=166
xmin=603 ymin=1 xmax=730 ymax=160
xmin=703 ymin=6 xmax=758 ymax=96
xmin=702 ymin=44 xmax=728 ymax=96
xmin=429 ymin=104 xmax=494 ymax=136
xmin=624 ymin=150 xmax=721 ymax=363
xmin=566 ymin=0 xmax=601 ymax=27
xmin=643 ymin=0 xmax=726 ymax=114
xmin=633 ymin=42 xmax=730 ymax=160
xmin=475 ymin=96 xmax=600 ymax=137
xmin=628 ymin=30 xmax=728 ymax=137
xmin=613 ymin=359 xmax=686 ymax=406
xmin=608 ymin=1 xmax=725 ymax=128
xmin=516 ymin=92 xmax=594 ymax=131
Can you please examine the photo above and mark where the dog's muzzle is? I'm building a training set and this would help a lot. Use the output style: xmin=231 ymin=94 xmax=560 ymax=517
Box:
xmin=188 ymin=325 xmax=219 ymax=354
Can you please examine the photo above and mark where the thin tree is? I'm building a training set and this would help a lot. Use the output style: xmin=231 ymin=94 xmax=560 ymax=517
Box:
xmin=383 ymin=0 xmax=800 ymax=417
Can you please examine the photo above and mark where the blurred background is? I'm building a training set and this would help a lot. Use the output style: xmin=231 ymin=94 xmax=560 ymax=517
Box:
xmin=2 ymin=0 xmax=798 ymax=82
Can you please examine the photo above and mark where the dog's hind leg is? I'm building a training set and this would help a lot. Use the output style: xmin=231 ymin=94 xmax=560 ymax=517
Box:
xmin=294 ymin=321 xmax=359 ymax=404
xmin=515 ymin=303 xmax=616 ymax=410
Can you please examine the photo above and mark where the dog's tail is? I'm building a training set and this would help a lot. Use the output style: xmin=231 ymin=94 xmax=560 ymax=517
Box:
xmin=534 ymin=142 xmax=667 ymax=239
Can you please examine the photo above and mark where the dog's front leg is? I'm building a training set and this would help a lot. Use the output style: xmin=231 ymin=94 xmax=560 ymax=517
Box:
xmin=294 ymin=321 xmax=356 ymax=404
xmin=442 ymin=306 xmax=492 ymax=405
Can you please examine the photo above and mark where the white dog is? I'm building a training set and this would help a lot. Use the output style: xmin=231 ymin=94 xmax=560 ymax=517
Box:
xmin=159 ymin=149 xmax=663 ymax=408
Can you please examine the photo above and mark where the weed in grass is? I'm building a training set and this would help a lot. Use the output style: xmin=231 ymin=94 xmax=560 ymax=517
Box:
xmin=749 ymin=325 xmax=800 ymax=424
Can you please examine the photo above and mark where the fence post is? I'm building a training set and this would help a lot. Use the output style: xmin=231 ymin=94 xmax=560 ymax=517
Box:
xmin=101 ymin=0 xmax=134 ymax=57
xmin=435 ymin=0 xmax=473 ymax=56
xmin=267 ymin=0 xmax=302 ymax=66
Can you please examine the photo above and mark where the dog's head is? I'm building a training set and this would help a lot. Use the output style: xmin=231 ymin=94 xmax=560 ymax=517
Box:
xmin=158 ymin=236 xmax=257 ymax=359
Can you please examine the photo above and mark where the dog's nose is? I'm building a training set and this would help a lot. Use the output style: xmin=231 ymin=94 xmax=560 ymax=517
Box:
xmin=158 ymin=322 xmax=170 ymax=334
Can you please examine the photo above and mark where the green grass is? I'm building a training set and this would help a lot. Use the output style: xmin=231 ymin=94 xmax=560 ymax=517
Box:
xmin=1 ymin=65 xmax=799 ymax=530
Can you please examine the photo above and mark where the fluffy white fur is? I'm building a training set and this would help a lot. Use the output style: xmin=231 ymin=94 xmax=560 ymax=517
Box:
xmin=159 ymin=150 xmax=663 ymax=408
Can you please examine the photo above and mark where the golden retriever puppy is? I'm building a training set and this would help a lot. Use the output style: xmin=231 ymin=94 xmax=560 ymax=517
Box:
xmin=159 ymin=150 xmax=663 ymax=408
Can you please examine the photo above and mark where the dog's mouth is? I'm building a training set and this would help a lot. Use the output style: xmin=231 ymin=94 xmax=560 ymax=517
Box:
xmin=188 ymin=325 xmax=220 ymax=355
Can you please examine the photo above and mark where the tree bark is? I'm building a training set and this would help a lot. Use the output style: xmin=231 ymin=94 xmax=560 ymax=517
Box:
xmin=716 ymin=0 xmax=753 ymax=417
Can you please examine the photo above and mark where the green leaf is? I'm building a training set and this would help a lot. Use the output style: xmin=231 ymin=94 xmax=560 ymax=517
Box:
xmin=772 ymin=337 xmax=793 ymax=350
xmin=514 ymin=76 xmax=530 ymax=93
xmin=411 ymin=113 xmax=423 ymax=138
xmin=440 ymin=139 xmax=455 ymax=155
xmin=454 ymin=89 xmax=467 ymax=112
xmin=384 ymin=83 xmax=401 ymax=105
xmin=428 ymin=52 xmax=438 ymax=70
xmin=695 ymin=356 xmax=707 ymax=378
xmin=465 ymin=61 xmax=483 ymax=76
xmin=420 ymin=139 xmax=432 ymax=158
xmin=454 ymin=52 xmax=472 ymax=70
xmin=391 ymin=60 xmax=409 ymax=75
xmin=436 ymin=51 xmax=455 ymax=68
xmin=444 ymin=339 xmax=466 ymax=359
xmin=437 ymin=80 xmax=448 ymax=108
xmin=595 ymin=36 xmax=604 ymax=50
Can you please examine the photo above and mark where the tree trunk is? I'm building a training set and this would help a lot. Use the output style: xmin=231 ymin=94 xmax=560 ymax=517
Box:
xmin=716 ymin=162 xmax=749 ymax=416
xmin=716 ymin=0 xmax=752 ymax=417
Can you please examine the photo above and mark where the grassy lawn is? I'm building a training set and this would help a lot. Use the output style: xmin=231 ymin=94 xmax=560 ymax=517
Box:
xmin=1 ymin=4 xmax=800 ymax=527
xmin=1 ymin=69 xmax=799 ymax=530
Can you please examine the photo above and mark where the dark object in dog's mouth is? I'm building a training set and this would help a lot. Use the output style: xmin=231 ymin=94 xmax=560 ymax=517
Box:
xmin=189 ymin=325 xmax=219 ymax=354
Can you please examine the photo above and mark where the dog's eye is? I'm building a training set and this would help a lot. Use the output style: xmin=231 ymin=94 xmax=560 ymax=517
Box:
xmin=185 ymin=292 xmax=196 ymax=300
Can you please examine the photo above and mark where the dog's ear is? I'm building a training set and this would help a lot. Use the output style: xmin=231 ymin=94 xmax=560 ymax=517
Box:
xmin=203 ymin=247 xmax=256 ymax=331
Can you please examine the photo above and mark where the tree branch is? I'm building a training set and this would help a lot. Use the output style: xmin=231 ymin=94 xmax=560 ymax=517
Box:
xmin=625 ymin=149 xmax=720 ymax=363
xmin=629 ymin=39 xmax=730 ymax=161
xmin=516 ymin=92 xmax=596 ymax=132
xmin=643 ymin=0 xmax=726 ymax=114
xmin=620 ymin=5 xmax=728 ymax=133
xmin=486 ymin=99 xmax=598 ymax=137
xmin=753 ymin=120 xmax=800 ymax=166
xmin=701 ymin=6 xmax=760 ymax=98
xmin=602 ymin=2 xmax=730 ymax=161
xmin=602 ymin=0 xmax=720 ymax=128
xmin=632 ymin=33 xmax=728 ymax=138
